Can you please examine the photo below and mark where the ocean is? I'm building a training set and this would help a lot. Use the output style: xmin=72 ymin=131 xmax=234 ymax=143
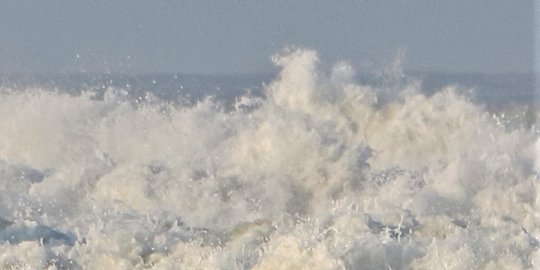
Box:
xmin=0 ymin=49 xmax=538 ymax=269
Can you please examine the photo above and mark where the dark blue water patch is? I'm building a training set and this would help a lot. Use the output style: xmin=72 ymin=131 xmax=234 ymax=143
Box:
xmin=365 ymin=212 xmax=421 ymax=239
xmin=0 ymin=223 xmax=76 ymax=246
xmin=0 ymin=160 xmax=50 ymax=190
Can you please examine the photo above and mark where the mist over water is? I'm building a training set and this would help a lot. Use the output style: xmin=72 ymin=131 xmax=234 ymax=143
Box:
xmin=0 ymin=49 xmax=538 ymax=269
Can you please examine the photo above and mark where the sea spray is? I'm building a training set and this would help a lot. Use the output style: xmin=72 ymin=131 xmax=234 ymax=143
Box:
xmin=0 ymin=49 xmax=537 ymax=269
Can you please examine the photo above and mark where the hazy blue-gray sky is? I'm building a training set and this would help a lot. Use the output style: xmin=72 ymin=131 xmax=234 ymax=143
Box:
xmin=0 ymin=0 xmax=534 ymax=74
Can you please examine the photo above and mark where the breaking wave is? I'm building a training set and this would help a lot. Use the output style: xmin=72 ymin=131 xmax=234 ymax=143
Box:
xmin=0 ymin=49 xmax=538 ymax=269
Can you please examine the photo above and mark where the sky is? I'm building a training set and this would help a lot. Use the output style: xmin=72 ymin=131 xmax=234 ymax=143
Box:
xmin=0 ymin=0 xmax=535 ymax=74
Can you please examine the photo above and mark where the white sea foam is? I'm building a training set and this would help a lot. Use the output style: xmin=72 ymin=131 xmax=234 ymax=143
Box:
xmin=0 ymin=49 xmax=538 ymax=269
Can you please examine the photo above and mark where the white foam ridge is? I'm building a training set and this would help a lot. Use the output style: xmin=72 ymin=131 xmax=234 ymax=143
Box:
xmin=0 ymin=49 xmax=538 ymax=269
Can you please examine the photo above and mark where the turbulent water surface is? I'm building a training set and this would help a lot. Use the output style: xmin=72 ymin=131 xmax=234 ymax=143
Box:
xmin=0 ymin=49 xmax=539 ymax=269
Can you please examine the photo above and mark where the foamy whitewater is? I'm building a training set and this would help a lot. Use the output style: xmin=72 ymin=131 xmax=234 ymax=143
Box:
xmin=0 ymin=49 xmax=538 ymax=269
